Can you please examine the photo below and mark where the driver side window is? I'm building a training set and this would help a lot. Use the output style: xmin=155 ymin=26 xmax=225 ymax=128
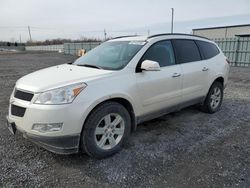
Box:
xmin=140 ymin=40 xmax=176 ymax=67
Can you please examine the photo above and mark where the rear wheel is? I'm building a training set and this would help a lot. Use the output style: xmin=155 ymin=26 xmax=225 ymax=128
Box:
xmin=81 ymin=101 xmax=131 ymax=159
xmin=201 ymin=81 xmax=223 ymax=113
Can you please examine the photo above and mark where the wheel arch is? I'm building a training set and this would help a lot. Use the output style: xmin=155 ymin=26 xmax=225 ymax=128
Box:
xmin=201 ymin=76 xmax=224 ymax=113
xmin=94 ymin=97 xmax=136 ymax=131
xmin=205 ymin=76 xmax=224 ymax=99
xmin=78 ymin=95 xmax=137 ymax=152
xmin=204 ymin=75 xmax=225 ymax=100
xmin=208 ymin=76 xmax=224 ymax=92
xmin=81 ymin=96 xmax=137 ymax=134
xmin=213 ymin=76 xmax=224 ymax=86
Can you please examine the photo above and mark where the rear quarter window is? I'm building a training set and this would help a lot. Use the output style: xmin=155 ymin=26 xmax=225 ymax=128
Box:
xmin=196 ymin=40 xmax=220 ymax=59
xmin=172 ymin=39 xmax=201 ymax=64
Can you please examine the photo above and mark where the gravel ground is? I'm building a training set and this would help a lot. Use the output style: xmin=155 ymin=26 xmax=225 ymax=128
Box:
xmin=0 ymin=52 xmax=249 ymax=188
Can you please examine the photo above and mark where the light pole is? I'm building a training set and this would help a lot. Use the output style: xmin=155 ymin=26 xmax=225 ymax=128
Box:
xmin=28 ymin=26 xmax=32 ymax=42
xmin=171 ymin=8 xmax=174 ymax=33
xmin=104 ymin=29 xmax=107 ymax=41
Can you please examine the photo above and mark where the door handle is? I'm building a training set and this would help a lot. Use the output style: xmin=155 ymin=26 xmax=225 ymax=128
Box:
xmin=202 ymin=67 xmax=209 ymax=71
xmin=172 ymin=73 xmax=181 ymax=78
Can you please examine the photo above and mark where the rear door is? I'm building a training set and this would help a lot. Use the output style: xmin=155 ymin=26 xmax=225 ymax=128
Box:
xmin=172 ymin=39 xmax=208 ymax=103
xmin=196 ymin=40 xmax=221 ymax=89
xmin=135 ymin=40 xmax=182 ymax=115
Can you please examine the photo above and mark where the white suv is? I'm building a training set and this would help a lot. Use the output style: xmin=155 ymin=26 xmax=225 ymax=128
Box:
xmin=6 ymin=34 xmax=230 ymax=158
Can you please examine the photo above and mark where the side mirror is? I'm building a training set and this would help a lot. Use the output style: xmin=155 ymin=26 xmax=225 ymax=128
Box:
xmin=141 ymin=60 xmax=160 ymax=71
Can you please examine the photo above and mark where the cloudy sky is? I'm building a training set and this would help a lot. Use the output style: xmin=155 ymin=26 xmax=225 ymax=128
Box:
xmin=0 ymin=0 xmax=250 ymax=41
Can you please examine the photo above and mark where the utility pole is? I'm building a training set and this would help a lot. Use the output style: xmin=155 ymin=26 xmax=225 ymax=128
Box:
xmin=19 ymin=34 xmax=22 ymax=43
xmin=104 ymin=29 xmax=107 ymax=41
xmin=28 ymin=26 xmax=32 ymax=42
xmin=171 ymin=8 xmax=174 ymax=33
xmin=147 ymin=30 xmax=150 ymax=36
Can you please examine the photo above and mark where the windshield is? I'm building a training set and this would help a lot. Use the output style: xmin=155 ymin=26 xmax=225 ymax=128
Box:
xmin=73 ymin=41 xmax=146 ymax=70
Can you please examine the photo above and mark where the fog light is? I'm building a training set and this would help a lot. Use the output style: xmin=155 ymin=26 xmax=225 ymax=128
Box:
xmin=32 ymin=123 xmax=63 ymax=133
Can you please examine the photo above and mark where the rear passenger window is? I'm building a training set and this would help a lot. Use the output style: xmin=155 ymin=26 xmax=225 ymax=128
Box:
xmin=172 ymin=39 xmax=201 ymax=64
xmin=140 ymin=40 xmax=175 ymax=67
xmin=196 ymin=40 xmax=220 ymax=59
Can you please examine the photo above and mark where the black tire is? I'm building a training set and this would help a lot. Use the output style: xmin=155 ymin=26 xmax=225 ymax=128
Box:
xmin=200 ymin=81 xmax=223 ymax=114
xmin=81 ymin=101 xmax=131 ymax=159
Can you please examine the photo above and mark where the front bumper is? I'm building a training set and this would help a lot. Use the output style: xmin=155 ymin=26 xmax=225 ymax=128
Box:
xmin=6 ymin=89 xmax=88 ymax=154
xmin=8 ymin=99 xmax=85 ymax=137
xmin=6 ymin=116 xmax=80 ymax=154
xmin=24 ymin=132 xmax=80 ymax=154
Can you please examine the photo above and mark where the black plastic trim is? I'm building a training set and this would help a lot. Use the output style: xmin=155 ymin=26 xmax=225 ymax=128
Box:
xmin=24 ymin=133 xmax=80 ymax=155
xmin=136 ymin=96 xmax=205 ymax=124
xmin=14 ymin=89 xmax=34 ymax=101
xmin=11 ymin=104 xmax=26 ymax=117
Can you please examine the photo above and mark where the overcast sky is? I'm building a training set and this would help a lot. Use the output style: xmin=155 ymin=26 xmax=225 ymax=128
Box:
xmin=0 ymin=0 xmax=250 ymax=41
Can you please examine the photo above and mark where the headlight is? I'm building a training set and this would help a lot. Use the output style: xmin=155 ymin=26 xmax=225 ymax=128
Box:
xmin=34 ymin=83 xmax=87 ymax=105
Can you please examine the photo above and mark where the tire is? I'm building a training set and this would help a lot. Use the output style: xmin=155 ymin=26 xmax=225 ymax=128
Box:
xmin=81 ymin=101 xmax=131 ymax=159
xmin=200 ymin=81 xmax=223 ymax=114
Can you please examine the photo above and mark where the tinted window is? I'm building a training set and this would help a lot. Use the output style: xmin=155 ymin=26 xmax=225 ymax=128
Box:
xmin=196 ymin=40 xmax=220 ymax=59
xmin=172 ymin=39 xmax=201 ymax=64
xmin=140 ymin=40 xmax=175 ymax=67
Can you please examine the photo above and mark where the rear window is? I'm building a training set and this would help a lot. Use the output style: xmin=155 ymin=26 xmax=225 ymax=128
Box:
xmin=172 ymin=39 xmax=201 ymax=64
xmin=196 ymin=40 xmax=220 ymax=59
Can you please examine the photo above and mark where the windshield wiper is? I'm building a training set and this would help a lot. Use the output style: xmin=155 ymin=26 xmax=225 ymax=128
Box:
xmin=67 ymin=60 xmax=75 ymax=64
xmin=76 ymin=64 xmax=102 ymax=69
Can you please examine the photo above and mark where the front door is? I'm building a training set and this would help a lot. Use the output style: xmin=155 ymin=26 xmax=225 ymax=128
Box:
xmin=135 ymin=40 xmax=182 ymax=115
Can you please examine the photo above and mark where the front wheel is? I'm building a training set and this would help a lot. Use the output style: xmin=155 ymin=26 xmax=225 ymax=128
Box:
xmin=81 ymin=102 xmax=131 ymax=159
xmin=201 ymin=81 xmax=223 ymax=113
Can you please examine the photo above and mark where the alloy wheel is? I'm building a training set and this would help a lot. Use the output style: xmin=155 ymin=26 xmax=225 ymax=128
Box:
xmin=210 ymin=87 xmax=221 ymax=110
xmin=94 ymin=113 xmax=125 ymax=150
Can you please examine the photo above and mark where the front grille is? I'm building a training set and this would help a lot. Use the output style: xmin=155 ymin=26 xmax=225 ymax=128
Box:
xmin=14 ymin=89 xmax=34 ymax=101
xmin=11 ymin=105 xmax=26 ymax=117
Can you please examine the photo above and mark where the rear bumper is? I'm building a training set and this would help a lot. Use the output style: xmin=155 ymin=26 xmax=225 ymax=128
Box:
xmin=6 ymin=116 xmax=80 ymax=155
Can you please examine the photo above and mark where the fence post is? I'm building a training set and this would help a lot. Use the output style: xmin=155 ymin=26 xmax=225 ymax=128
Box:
xmin=89 ymin=42 xmax=91 ymax=51
xmin=234 ymin=37 xmax=240 ymax=66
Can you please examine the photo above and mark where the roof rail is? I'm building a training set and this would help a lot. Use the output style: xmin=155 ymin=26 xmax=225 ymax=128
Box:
xmin=147 ymin=33 xmax=210 ymax=40
xmin=112 ymin=35 xmax=139 ymax=39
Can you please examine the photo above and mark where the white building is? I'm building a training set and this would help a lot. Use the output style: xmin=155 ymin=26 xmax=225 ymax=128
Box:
xmin=193 ymin=24 xmax=250 ymax=39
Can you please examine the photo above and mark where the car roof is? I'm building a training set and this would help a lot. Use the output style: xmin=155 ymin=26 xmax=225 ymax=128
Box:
xmin=110 ymin=35 xmax=148 ymax=42
xmin=109 ymin=33 xmax=212 ymax=43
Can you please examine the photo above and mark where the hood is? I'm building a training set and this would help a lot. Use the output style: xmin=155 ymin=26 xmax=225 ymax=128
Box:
xmin=16 ymin=64 xmax=113 ymax=92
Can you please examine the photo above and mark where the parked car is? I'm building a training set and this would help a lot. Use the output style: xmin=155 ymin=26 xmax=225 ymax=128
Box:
xmin=6 ymin=33 xmax=230 ymax=158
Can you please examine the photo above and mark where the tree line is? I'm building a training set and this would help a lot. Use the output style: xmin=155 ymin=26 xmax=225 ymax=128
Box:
xmin=0 ymin=37 xmax=102 ymax=46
